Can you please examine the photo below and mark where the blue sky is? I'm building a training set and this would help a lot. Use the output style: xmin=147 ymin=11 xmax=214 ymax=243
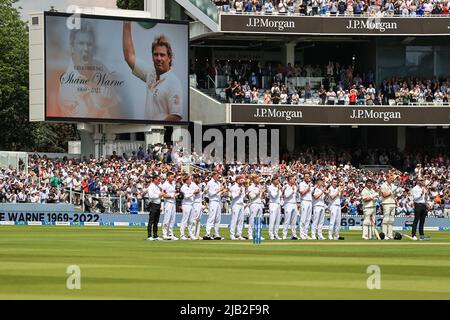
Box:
xmin=14 ymin=0 xmax=117 ymax=21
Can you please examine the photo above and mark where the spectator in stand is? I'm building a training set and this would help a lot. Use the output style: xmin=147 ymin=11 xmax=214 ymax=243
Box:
xmin=434 ymin=89 xmax=444 ymax=104
xmin=255 ymin=0 xmax=263 ymax=12
xmin=278 ymin=0 xmax=288 ymax=13
xmin=443 ymin=2 xmax=449 ymax=14
xmin=354 ymin=0 xmax=363 ymax=14
xmin=224 ymin=80 xmax=233 ymax=103
xmin=311 ymin=0 xmax=320 ymax=15
xmin=357 ymin=85 xmax=366 ymax=105
xmin=265 ymin=0 xmax=274 ymax=13
xmin=337 ymin=86 xmax=346 ymax=105
xmin=222 ymin=0 xmax=230 ymax=11
xmin=235 ymin=0 xmax=243 ymax=12
xmin=349 ymin=85 xmax=358 ymax=105
xmin=326 ymin=87 xmax=337 ymax=105
xmin=243 ymin=85 xmax=252 ymax=103
xmin=264 ymin=90 xmax=272 ymax=104
xmin=244 ymin=0 xmax=253 ymax=12
xmin=233 ymin=83 xmax=244 ymax=103
xmin=304 ymin=82 xmax=312 ymax=99
xmin=318 ymin=84 xmax=327 ymax=105
xmin=251 ymin=86 xmax=259 ymax=103
xmin=271 ymin=82 xmax=281 ymax=104
xmin=287 ymin=0 xmax=296 ymax=14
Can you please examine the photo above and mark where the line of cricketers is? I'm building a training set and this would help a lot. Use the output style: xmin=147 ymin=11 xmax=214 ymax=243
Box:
xmin=145 ymin=171 xmax=428 ymax=241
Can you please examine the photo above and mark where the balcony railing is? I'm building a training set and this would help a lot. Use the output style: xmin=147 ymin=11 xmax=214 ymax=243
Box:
xmin=188 ymin=0 xmax=220 ymax=23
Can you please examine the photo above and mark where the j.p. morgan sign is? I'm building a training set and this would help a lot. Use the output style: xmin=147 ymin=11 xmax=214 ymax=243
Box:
xmin=230 ymin=104 xmax=450 ymax=125
xmin=220 ymin=14 xmax=450 ymax=35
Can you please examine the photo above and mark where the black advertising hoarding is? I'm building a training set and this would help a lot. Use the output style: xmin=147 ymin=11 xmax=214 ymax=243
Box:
xmin=220 ymin=14 xmax=450 ymax=36
xmin=45 ymin=12 xmax=189 ymax=124
xmin=230 ymin=104 xmax=450 ymax=126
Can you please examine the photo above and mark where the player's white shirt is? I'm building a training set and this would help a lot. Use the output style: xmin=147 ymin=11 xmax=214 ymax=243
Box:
xmin=248 ymin=183 xmax=263 ymax=205
xmin=380 ymin=182 xmax=397 ymax=205
xmin=161 ymin=180 xmax=177 ymax=204
xmin=361 ymin=187 xmax=377 ymax=209
xmin=411 ymin=185 xmax=426 ymax=204
xmin=132 ymin=59 xmax=183 ymax=121
xmin=147 ymin=182 xmax=162 ymax=204
xmin=312 ymin=187 xmax=326 ymax=207
xmin=267 ymin=184 xmax=281 ymax=204
xmin=230 ymin=183 xmax=245 ymax=206
xmin=180 ymin=183 xmax=196 ymax=205
xmin=192 ymin=182 xmax=202 ymax=204
xmin=207 ymin=179 xmax=222 ymax=202
xmin=328 ymin=186 xmax=341 ymax=206
xmin=299 ymin=181 xmax=313 ymax=201
xmin=283 ymin=184 xmax=297 ymax=205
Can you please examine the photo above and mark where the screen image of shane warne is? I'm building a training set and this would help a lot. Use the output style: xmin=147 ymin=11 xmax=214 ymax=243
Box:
xmin=44 ymin=12 xmax=189 ymax=123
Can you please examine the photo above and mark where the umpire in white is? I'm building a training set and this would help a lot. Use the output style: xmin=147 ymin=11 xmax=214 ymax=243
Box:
xmin=146 ymin=175 xmax=166 ymax=241
xmin=411 ymin=177 xmax=430 ymax=241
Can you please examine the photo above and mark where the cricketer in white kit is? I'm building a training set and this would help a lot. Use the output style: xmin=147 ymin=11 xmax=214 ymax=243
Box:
xmin=204 ymin=171 xmax=227 ymax=240
xmin=380 ymin=174 xmax=399 ymax=240
xmin=267 ymin=176 xmax=282 ymax=240
xmin=311 ymin=178 xmax=327 ymax=240
xmin=229 ymin=175 xmax=246 ymax=240
xmin=327 ymin=178 xmax=342 ymax=240
xmin=247 ymin=176 xmax=265 ymax=241
xmin=190 ymin=174 xmax=203 ymax=240
xmin=161 ymin=172 xmax=178 ymax=240
xmin=299 ymin=172 xmax=313 ymax=239
xmin=282 ymin=175 xmax=300 ymax=240
xmin=179 ymin=175 xmax=199 ymax=240
xmin=361 ymin=179 xmax=378 ymax=240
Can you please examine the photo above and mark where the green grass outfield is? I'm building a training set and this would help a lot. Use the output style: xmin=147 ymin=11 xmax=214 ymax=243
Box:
xmin=1 ymin=226 xmax=450 ymax=300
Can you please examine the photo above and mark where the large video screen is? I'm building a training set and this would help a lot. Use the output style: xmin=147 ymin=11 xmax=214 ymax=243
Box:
xmin=45 ymin=12 xmax=189 ymax=123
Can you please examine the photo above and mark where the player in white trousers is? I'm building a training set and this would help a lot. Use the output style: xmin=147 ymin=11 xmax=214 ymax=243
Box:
xmin=282 ymin=175 xmax=300 ymax=240
xmin=361 ymin=179 xmax=378 ymax=240
xmin=161 ymin=172 xmax=179 ymax=240
xmin=380 ymin=174 xmax=400 ymax=240
xmin=299 ymin=172 xmax=313 ymax=239
xmin=327 ymin=178 xmax=343 ymax=240
xmin=247 ymin=175 xmax=265 ymax=241
xmin=190 ymin=174 xmax=203 ymax=240
xmin=311 ymin=177 xmax=327 ymax=240
xmin=267 ymin=176 xmax=282 ymax=240
xmin=179 ymin=175 xmax=200 ymax=240
xmin=204 ymin=171 xmax=227 ymax=240
xmin=229 ymin=175 xmax=246 ymax=240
